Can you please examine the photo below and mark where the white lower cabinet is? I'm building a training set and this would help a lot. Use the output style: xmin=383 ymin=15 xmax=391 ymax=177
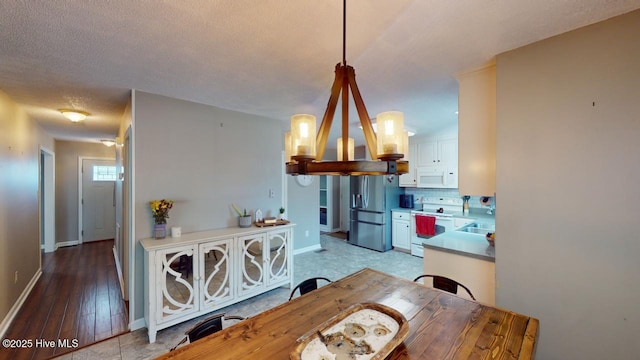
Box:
xmin=142 ymin=225 xmax=294 ymax=343
xmin=154 ymin=244 xmax=199 ymax=325
xmin=237 ymin=229 xmax=290 ymax=297
xmin=200 ymin=238 xmax=234 ymax=310
xmin=391 ymin=211 xmax=411 ymax=251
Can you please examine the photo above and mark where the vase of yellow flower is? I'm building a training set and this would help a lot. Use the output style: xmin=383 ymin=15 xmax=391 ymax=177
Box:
xmin=153 ymin=224 xmax=167 ymax=239
xmin=149 ymin=199 xmax=174 ymax=239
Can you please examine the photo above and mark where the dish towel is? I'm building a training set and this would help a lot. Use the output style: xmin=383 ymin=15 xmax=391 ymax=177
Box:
xmin=416 ymin=215 xmax=436 ymax=236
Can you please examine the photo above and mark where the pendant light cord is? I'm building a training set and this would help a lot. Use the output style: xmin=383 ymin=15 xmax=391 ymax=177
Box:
xmin=342 ymin=0 xmax=346 ymax=65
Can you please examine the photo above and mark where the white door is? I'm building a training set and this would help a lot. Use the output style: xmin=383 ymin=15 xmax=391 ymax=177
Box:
xmin=82 ymin=158 xmax=116 ymax=242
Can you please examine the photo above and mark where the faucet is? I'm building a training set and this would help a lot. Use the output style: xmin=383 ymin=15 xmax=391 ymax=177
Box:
xmin=487 ymin=201 xmax=495 ymax=215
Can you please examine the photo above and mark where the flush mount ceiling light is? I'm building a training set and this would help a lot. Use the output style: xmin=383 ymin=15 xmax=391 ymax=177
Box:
xmin=285 ymin=0 xmax=409 ymax=176
xmin=60 ymin=109 xmax=89 ymax=122
xmin=101 ymin=139 xmax=116 ymax=147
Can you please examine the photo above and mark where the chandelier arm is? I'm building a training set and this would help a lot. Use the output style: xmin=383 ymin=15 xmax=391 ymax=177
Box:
xmin=316 ymin=64 xmax=344 ymax=161
xmin=287 ymin=160 xmax=408 ymax=176
xmin=347 ymin=66 xmax=378 ymax=160
xmin=341 ymin=64 xmax=349 ymax=162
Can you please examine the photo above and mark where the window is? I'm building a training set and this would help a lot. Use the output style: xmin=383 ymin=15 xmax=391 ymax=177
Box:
xmin=93 ymin=165 xmax=117 ymax=181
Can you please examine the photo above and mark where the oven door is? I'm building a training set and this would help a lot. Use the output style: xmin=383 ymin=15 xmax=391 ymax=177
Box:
xmin=410 ymin=213 xmax=454 ymax=257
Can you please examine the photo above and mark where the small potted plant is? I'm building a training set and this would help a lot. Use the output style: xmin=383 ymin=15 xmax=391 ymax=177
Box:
xmin=278 ymin=207 xmax=285 ymax=220
xmin=233 ymin=204 xmax=252 ymax=228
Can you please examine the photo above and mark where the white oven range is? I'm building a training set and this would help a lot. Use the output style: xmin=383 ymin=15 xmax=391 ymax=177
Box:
xmin=409 ymin=197 xmax=463 ymax=257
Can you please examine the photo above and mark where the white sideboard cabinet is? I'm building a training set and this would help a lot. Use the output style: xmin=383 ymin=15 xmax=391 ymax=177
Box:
xmin=141 ymin=224 xmax=294 ymax=343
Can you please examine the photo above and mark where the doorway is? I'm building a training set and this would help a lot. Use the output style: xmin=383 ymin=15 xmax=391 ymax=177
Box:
xmin=40 ymin=147 xmax=55 ymax=253
xmin=340 ymin=176 xmax=350 ymax=232
xmin=79 ymin=157 xmax=116 ymax=243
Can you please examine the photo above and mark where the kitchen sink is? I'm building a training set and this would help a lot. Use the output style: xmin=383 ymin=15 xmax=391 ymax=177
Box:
xmin=457 ymin=222 xmax=495 ymax=234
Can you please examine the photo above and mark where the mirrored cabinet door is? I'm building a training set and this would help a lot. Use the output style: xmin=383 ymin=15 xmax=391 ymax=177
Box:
xmin=267 ymin=229 xmax=290 ymax=285
xmin=157 ymin=245 xmax=198 ymax=322
xmin=238 ymin=233 xmax=266 ymax=296
xmin=199 ymin=239 xmax=234 ymax=310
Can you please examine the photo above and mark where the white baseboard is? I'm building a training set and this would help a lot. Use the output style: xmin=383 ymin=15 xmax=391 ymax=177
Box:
xmin=130 ymin=318 xmax=146 ymax=331
xmin=56 ymin=240 xmax=79 ymax=249
xmin=0 ymin=269 xmax=42 ymax=339
xmin=112 ymin=246 xmax=125 ymax=297
xmin=293 ymin=244 xmax=322 ymax=255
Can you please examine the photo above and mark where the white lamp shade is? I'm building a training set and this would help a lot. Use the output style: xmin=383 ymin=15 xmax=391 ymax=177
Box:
xmin=290 ymin=114 xmax=316 ymax=157
xmin=376 ymin=111 xmax=404 ymax=155
xmin=337 ymin=137 xmax=354 ymax=161
xmin=400 ymin=130 xmax=409 ymax=160
xmin=284 ymin=132 xmax=292 ymax=162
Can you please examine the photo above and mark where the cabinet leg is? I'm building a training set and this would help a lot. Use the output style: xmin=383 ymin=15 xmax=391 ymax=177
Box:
xmin=148 ymin=329 xmax=156 ymax=343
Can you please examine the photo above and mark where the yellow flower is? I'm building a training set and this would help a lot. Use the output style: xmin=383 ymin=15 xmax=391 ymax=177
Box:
xmin=149 ymin=199 xmax=174 ymax=224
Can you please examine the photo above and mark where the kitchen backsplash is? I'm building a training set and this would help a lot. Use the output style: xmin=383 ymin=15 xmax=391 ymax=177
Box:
xmin=403 ymin=188 xmax=496 ymax=211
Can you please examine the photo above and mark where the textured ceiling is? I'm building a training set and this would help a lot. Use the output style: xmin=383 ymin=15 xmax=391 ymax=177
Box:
xmin=1 ymin=0 xmax=639 ymax=144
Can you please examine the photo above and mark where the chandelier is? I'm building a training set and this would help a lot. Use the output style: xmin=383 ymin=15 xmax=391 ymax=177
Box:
xmin=285 ymin=0 xmax=409 ymax=176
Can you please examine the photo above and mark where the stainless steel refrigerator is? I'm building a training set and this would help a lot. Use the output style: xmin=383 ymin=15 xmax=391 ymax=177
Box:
xmin=348 ymin=175 xmax=402 ymax=252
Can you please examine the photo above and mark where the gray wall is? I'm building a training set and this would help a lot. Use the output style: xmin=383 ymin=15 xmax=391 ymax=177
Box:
xmin=54 ymin=140 xmax=116 ymax=244
xmin=496 ymin=10 xmax=640 ymax=359
xmin=287 ymin=176 xmax=320 ymax=250
xmin=132 ymin=91 xmax=295 ymax=322
xmin=0 ymin=90 xmax=54 ymax=324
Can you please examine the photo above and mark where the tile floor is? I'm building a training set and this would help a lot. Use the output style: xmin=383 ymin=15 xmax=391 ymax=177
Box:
xmin=52 ymin=235 xmax=423 ymax=360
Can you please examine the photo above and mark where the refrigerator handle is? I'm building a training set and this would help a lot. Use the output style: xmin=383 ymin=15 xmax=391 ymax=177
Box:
xmin=354 ymin=194 xmax=362 ymax=208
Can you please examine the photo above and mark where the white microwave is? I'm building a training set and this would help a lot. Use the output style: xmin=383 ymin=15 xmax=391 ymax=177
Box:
xmin=416 ymin=166 xmax=457 ymax=188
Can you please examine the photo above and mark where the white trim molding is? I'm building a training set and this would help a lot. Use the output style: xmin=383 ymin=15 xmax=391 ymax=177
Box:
xmin=113 ymin=245 xmax=125 ymax=296
xmin=0 ymin=269 xmax=42 ymax=339
xmin=39 ymin=146 xmax=55 ymax=254
xmin=56 ymin=240 xmax=80 ymax=249
xmin=293 ymin=243 xmax=322 ymax=255
xmin=129 ymin=318 xmax=146 ymax=331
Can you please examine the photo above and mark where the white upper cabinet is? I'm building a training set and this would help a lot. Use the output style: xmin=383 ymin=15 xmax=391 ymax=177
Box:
xmin=412 ymin=136 xmax=458 ymax=189
xmin=417 ymin=141 xmax=438 ymax=166
xmin=399 ymin=143 xmax=417 ymax=187
xmin=455 ymin=60 xmax=496 ymax=196
xmin=417 ymin=139 xmax=457 ymax=167
xmin=438 ymin=139 xmax=458 ymax=166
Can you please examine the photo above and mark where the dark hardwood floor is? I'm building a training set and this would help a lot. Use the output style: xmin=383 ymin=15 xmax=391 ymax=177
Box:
xmin=1 ymin=240 xmax=128 ymax=360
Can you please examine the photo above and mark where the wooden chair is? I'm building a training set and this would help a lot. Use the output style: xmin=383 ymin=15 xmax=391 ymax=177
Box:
xmin=288 ymin=277 xmax=332 ymax=301
xmin=413 ymin=274 xmax=476 ymax=300
xmin=170 ymin=313 xmax=245 ymax=351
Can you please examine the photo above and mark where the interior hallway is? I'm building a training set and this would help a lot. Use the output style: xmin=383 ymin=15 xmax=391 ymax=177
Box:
xmin=1 ymin=240 xmax=128 ymax=360
xmin=51 ymin=234 xmax=424 ymax=359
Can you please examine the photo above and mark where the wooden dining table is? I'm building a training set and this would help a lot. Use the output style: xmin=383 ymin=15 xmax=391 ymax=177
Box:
xmin=158 ymin=268 xmax=538 ymax=359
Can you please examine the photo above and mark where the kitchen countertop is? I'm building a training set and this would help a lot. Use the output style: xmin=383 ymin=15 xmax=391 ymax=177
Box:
xmin=423 ymin=209 xmax=495 ymax=262
xmin=422 ymin=231 xmax=495 ymax=262
xmin=392 ymin=207 xmax=496 ymax=222
xmin=392 ymin=207 xmax=496 ymax=261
